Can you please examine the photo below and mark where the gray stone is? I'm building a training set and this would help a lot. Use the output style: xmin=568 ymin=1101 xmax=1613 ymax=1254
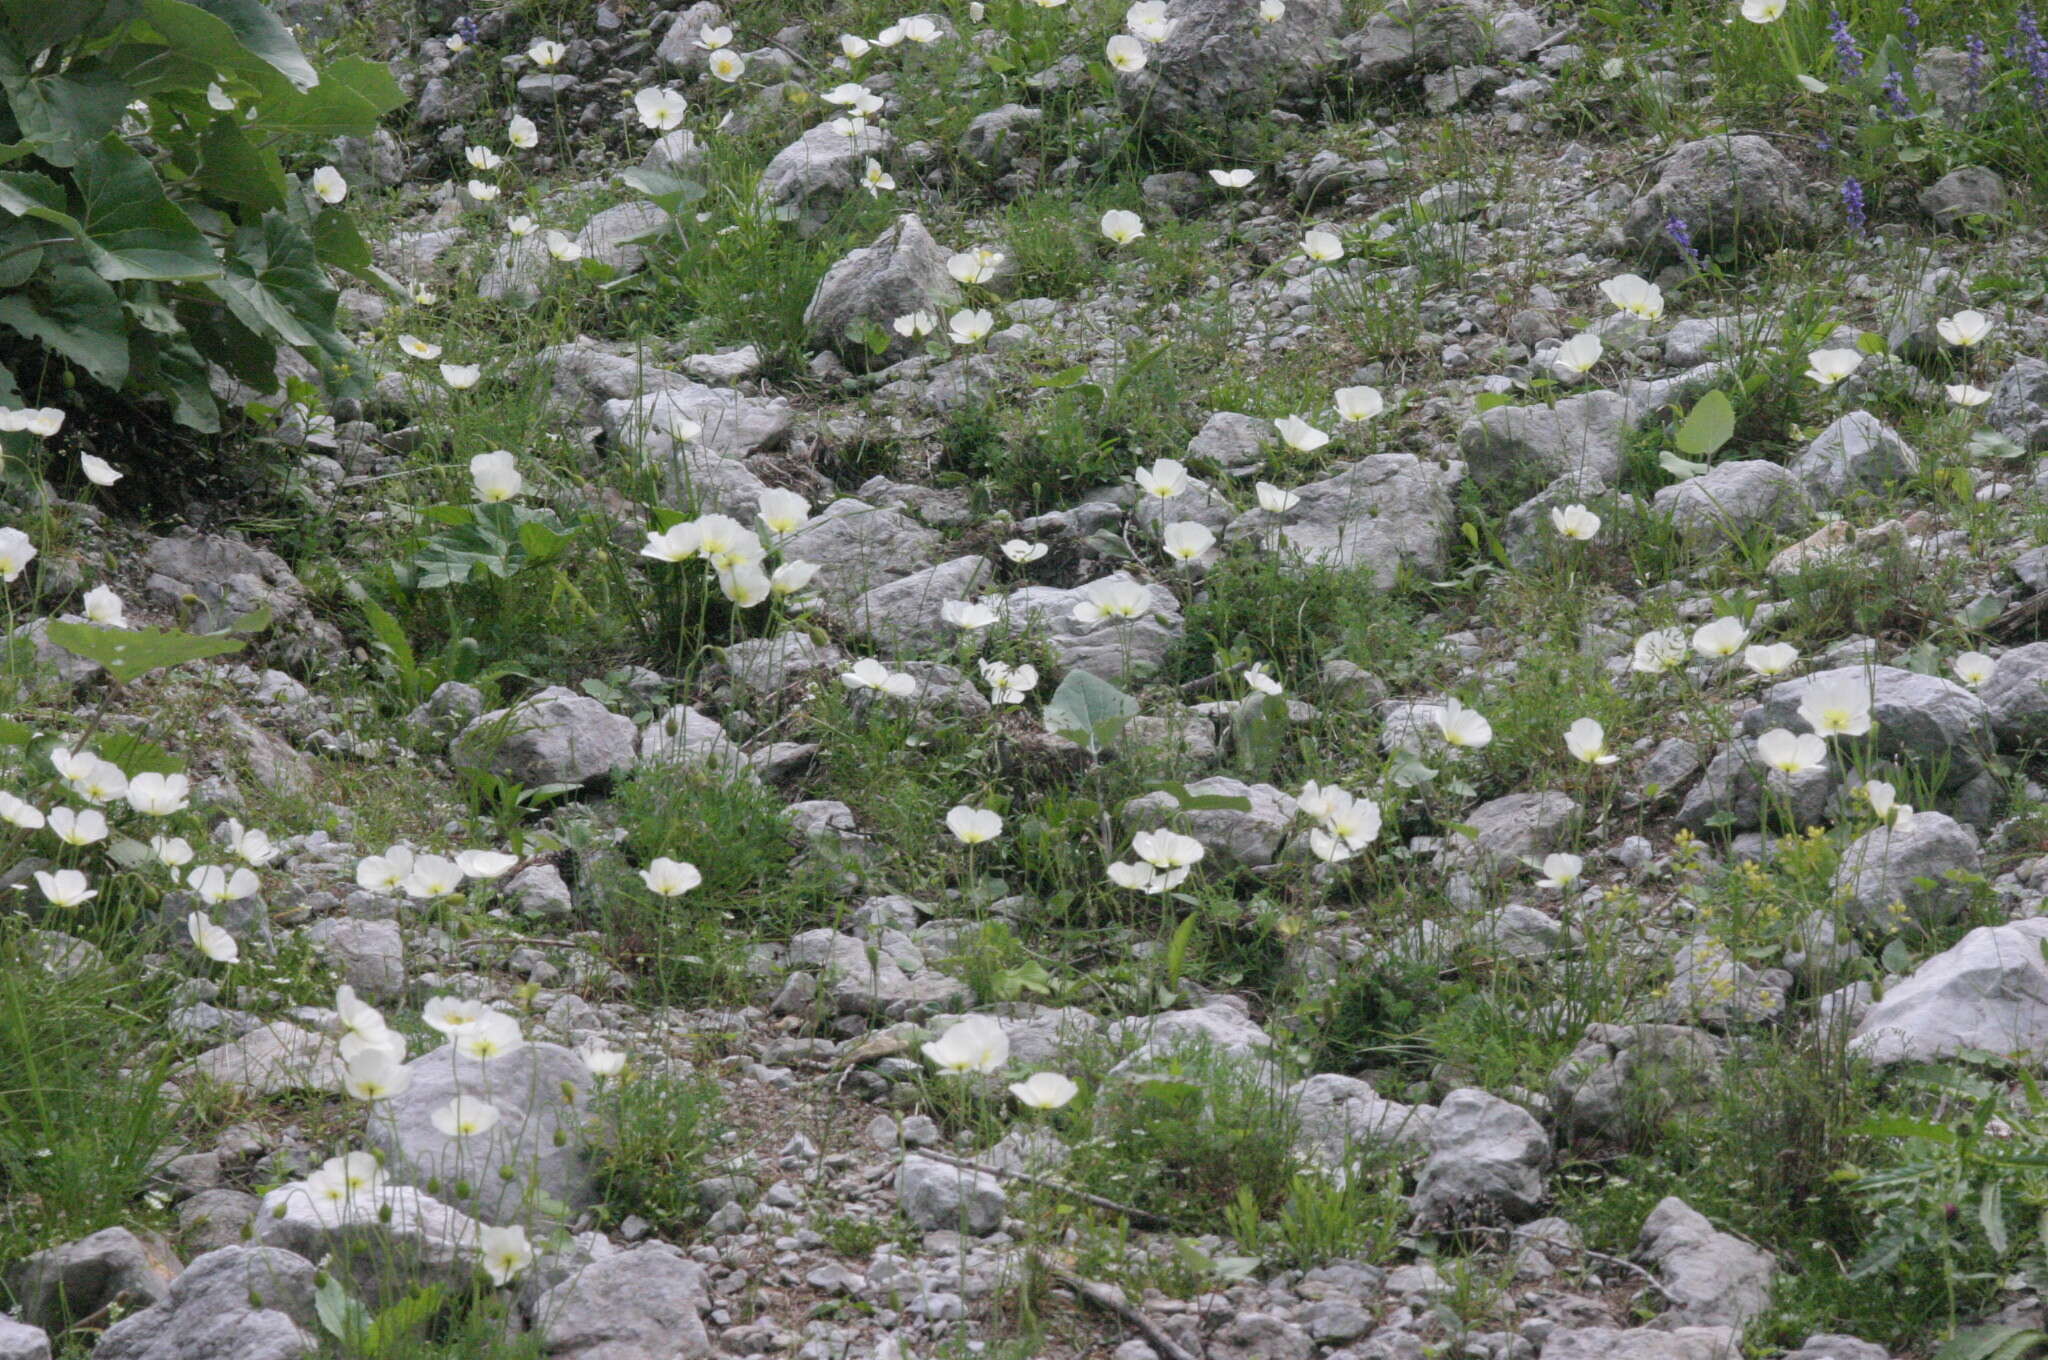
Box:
xmin=1982 ymin=643 xmax=2048 ymax=746
xmin=142 ymin=530 xmax=342 ymax=669
xmin=1622 ymin=135 xmax=1820 ymax=264
xmin=1208 ymin=1313 xmax=1313 ymax=1360
xmin=1347 ymin=0 xmax=1492 ymax=83
xmin=1187 ymin=411 xmax=1277 ymax=472
xmin=724 ymin=633 xmax=844 ymax=699
xmin=1636 ymin=1196 xmax=1775 ymax=1334
xmin=600 ymin=381 xmax=795 ymax=463
xmin=516 ymin=73 xmax=578 ymax=104
xmin=804 ymin=214 xmax=961 ymax=368
xmin=304 ymin=918 xmax=405 ymax=1000
xmin=639 ymin=704 xmax=744 ymax=775
xmin=1437 ymin=791 xmax=1578 ymax=869
xmin=1131 ymin=472 xmax=1234 ymax=538
xmin=988 ymin=572 xmax=1184 ymax=682
xmin=1540 ymin=1328 xmax=1738 ymax=1360
xmin=1741 ymin=665 xmax=1991 ymax=793
xmin=1473 ymin=903 xmax=1567 ymax=958
xmin=761 ymin=123 xmax=894 ymax=237
xmin=1919 ymin=165 xmax=2008 ymax=228
xmin=681 ymin=345 xmax=762 ymax=384
xmin=1411 ymin=1088 xmax=1549 ymax=1225
xmin=896 ymin=1154 xmax=1005 ymax=1234
xmin=1653 ymin=460 xmax=1809 ymax=548
xmin=784 ymin=929 xmax=971 ymax=1017
xmin=1120 ymin=711 xmax=1220 ymax=764
xmin=1120 ymin=778 xmax=1297 ymax=867
xmin=837 ymin=555 xmax=994 ymax=655
xmin=1784 ymin=1336 xmax=1891 ymax=1360
xmin=642 ymin=128 xmax=705 ymax=175
xmin=406 ymin=680 xmax=484 ymax=744
xmin=480 ymin=201 xmax=668 ymax=303
xmin=1119 ymin=0 xmax=1346 ymax=126
xmin=0 ymin=1319 xmax=46 ymax=1360
xmin=178 ymin=1021 xmax=346 ymax=1097
xmin=366 ymin=1041 xmax=596 ymax=1225
xmin=959 ymin=104 xmax=1043 ymax=177
xmin=92 ymin=1247 xmax=320 ymax=1360
xmin=1502 ymin=473 xmax=1617 ymax=570
xmin=1224 ymin=455 xmax=1461 ymax=587
xmin=177 ymin=1188 xmax=259 ymax=1257
xmin=7 ymin=1228 xmax=177 ymax=1332
xmin=1833 ymin=812 xmax=1981 ymax=930
xmin=1675 ymin=737 xmax=1836 ymax=835
xmin=1790 ymin=412 xmax=1919 ymax=502
xmin=506 ymin=863 xmax=573 ymax=917
xmin=779 ymin=498 xmax=944 ymax=602
xmin=1550 ymin=1024 xmax=1726 ymax=1137
xmin=533 ymin=1241 xmax=712 ymax=1360
xmin=657 ymin=2 xmax=727 ymax=72
xmin=1110 ymin=1000 xmax=1272 ymax=1074
xmin=1656 ymin=936 xmax=1785 ymax=1026
xmin=454 ymin=686 xmax=637 ymax=789
xmin=1141 ymin=171 xmax=1209 ymax=217
xmin=1457 ymin=389 xmax=1627 ymax=492
xmin=1988 ymin=359 xmax=2048 ymax=453
xmin=1289 ymin=1074 xmax=1438 ymax=1172
xmin=1852 ymin=918 xmax=2048 ymax=1065
xmin=256 ymin=1182 xmax=483 ymax=1303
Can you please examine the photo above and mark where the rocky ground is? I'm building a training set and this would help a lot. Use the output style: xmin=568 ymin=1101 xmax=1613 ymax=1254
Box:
xmin=6 ymin=0 xmax=2048 ymax=1358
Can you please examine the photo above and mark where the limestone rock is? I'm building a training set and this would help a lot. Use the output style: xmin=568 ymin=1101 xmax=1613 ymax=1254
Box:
xmin=804 ymin=214 xmax=961 ymax=368
xmin=1622 ymin=136 xmax=1820 ymax=264
xmin=1223 ymin=455 xmax=1461 ymax=587
xmin=454 ymin=686 xmax=637 ymax=789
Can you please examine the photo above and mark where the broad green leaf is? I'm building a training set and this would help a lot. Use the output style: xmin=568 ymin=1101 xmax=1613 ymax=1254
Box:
xmin=1849 ymin=1114 xmax=1957 ymax=1143
xmin=73 ymin=134 xmax=217 ymax=280
xmin=1980 ymin=1179 xmax=2009 ymax=1256
xmin=0 ymin=37 xmax=130 ymax=168
xmin=45 ymin=619 xmax=244 ymax=682
xmin=96 ymin=730 xmax=184 ymax=776
xmin=1658 ymin=450 xmax=1713 ymax=481
xmin=619 ymin=166 xmax=707 ymax=216
xmin=1473 ymin=391 xmax=1515 ymax=412
xmin=180 ymin=294 xmax=277 ymax=391
xmin=0 ymin=264 xmax=129 ymax=385
xmin=314 ymin=1275 xmax=371 ymax=1343
xmin=192 ymin=115 xmax=286 ymax=211
xmin=129 ymin=328 xmax=220 ymax=431
xmin=247 ymin=55 xmax=402 ymax=137
xmin=0 ymin=136 xmax=219 ymax=281
xmin=96 ymin=41 xmax=217 ymax=97
xmin=310 ymin=205 xmax=373 ymax=272
xmin=0 ymin=715 xmax=34 ymax=745
xmin=1934 ymin=1327 xmax=2048 ymax=1360
xmin=1672 ymin=389 xmax=1734 ymax=457
xmin=140 ymin=0 xmax=316 ymax=90
xmin=0 ymin=1 xmax=145 ymax=50
xmin=208 ymin=210 xmax=342 ymax=354
xmin=1035 ymin=364 xmax=1089 ymax=389
xmin=516 ymin=518 xmax=575 ymax=563
xmin=1041 ymin=668 xmax=1139 ymax=755
xmin=1149 ymin=781 xmax=1253 ymax=814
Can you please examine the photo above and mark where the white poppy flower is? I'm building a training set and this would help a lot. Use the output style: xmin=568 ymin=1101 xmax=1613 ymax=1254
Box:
xmin=946 ymin=805 xmax=1003 ymax=844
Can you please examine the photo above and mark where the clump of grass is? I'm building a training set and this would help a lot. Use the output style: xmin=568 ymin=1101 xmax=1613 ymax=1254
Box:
xmin=587 ymin=1071 xmax=727 ymax=1235
xmin=0 ymin=920 xmax=179 ymax=1264
xmin=1068 ymin=1043 xmax=1300 ymax=1230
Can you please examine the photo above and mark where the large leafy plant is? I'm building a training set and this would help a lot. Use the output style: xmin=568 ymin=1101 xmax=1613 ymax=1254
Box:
xmin=0 ymin=0 xmax=401 ymax=435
